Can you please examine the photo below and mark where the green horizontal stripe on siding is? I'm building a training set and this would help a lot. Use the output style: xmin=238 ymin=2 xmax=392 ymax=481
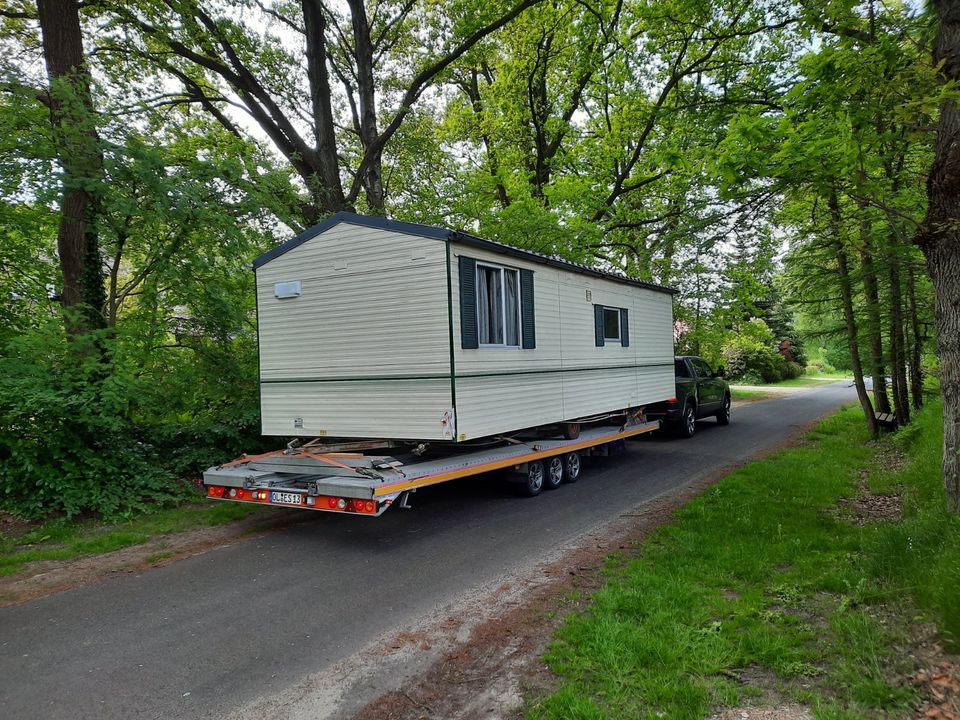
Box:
xmin=260 ymin=362 xmax=673 ymax=384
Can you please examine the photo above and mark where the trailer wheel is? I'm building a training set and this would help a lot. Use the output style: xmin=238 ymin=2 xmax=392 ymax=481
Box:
xmin=562 ymin=422 xmax=581 ymax=439
xmin=544 ymin=456 xmax=564 ymax=490
xmin=563 ymin=452 xmax=582 ymax=483
xmin=521 ymin=461 xmax=546 ymax=497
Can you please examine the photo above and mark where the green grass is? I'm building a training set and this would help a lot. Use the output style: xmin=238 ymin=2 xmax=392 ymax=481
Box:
xmin=731 ymin=388 xmax=775 ymax=402
xmin=0 ymin=501 xmax=264 ymax=577
xmin=732 ymin=374 xmax=850 ymax=389
xmin=529 ymin=400 xmax=958 ymax=720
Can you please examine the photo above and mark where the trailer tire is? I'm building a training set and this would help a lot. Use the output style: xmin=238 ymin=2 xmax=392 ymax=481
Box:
xmin=544 ymin=456 xmax=564 ymax=490
xmin=562 ymin=422 xmax=581 ymax=439
xmin=521 ymin=461 xmax=546 ymax=497
xmin=563 ymin=452 xmax=582 ymax=483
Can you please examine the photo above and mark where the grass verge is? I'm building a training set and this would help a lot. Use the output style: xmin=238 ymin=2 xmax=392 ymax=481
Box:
xmin=0 ymin=502 xmax=264 ymax=577
xmin=731 ymin=388 xmax=775 ymax=402
xmin=529 ymin=400 xmax=959 ymax=719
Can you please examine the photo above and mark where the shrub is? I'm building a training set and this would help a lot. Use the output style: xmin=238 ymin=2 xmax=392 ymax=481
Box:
xmin=783 ymin=361 xmax=804 ymax=380
xmin=721 ymin=319 xmax=790 ymax=383
xmin=0 ymin=326 xmax=198 ymax=518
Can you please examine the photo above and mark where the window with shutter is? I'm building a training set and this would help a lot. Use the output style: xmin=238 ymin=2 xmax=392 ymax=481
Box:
xmin=595 ymin=304 xmax=627 ymax=346
xmin=461 ymin=257 xmax=534 ymax=349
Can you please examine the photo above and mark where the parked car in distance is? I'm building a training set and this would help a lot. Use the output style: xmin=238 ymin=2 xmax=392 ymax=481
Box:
xmin=646 ymin=356 xmax=731 ymax=438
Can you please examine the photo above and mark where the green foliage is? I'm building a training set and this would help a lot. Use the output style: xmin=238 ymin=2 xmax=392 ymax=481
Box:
xmin=721 ymin=318 xmax=791 ymax=383
xmin=0 ymin=324 xmax=190 ymax=518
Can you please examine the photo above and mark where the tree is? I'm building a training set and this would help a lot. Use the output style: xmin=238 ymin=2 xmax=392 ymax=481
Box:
xmin=35 ymin=0 xmax=107 ymax=335
xmin=104 ymin=0 xmax=545 ymax=224
xmin=917 ymin=0 xmax=960 ymax=512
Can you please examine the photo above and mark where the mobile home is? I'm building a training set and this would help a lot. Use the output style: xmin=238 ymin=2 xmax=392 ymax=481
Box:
xmin=252 ymin=212 xmax=676 ymax=442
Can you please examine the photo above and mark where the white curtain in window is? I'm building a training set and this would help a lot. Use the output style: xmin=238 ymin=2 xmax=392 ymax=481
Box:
xmin=478 ymin=266 xmax=504 ymax=344
xmin=477 ymin=266 xmax=491 ymax=344
xmin=504 ymin=269 xmax=519 ymax=346
xmin=489 ymin=268 xmax=503 ymax=343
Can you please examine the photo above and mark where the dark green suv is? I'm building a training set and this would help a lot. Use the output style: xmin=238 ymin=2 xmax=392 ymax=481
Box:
xmin=647 ymin=356 xmax=731 ymax=438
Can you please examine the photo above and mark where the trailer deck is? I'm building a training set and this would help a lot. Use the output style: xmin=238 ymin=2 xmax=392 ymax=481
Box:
xmin=203 ymin=420 xmax=660 ymax=516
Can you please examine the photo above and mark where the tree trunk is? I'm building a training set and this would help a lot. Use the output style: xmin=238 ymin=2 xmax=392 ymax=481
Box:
xmin=302 ymin=0 xmax=345 ymax=214
xmin=858 ymin=215 xmax=891 ymax=414
xmin=37 ymin=0 xmax=106 ymax=335
xmin=347 ymin=0 xmax=384 ymax=213
xmin=918 ymin=0 xmax=960 ymax=512
xmin=830 ymin=193 xmax=878 ymax=436
xmin=888 ymin=232 xmax=910 ymax=423
xmin=906 ymin=258 xmax=924 ymax=410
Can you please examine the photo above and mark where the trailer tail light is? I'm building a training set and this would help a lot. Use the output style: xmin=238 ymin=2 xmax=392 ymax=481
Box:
xmin=207 ymin=485 xmax=225 ymax=497
xmin=349 ymin=499 xmax=377 ymax=514
xmin=328 ymin=497 xmax=338 ymax=508
xmin=236 ymin=489 xmax=246 ymax=500
xmin=666 ymin=396 xmax=679 ymax=405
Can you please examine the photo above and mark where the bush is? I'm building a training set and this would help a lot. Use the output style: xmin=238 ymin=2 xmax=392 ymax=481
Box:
xmin=0 ymin=326 xmax=195 ymax=519
xmin=721 ymin=319 xmax=790 ymax=383
xmin=783 ymin=361 xmax=804 ymax=380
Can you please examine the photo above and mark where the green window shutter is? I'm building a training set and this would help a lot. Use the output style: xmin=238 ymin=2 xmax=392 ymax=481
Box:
xmin=459 ymin=256 xmax=478 ymax=349
xmin=594 ymin=304 xmax=605 ymax=347
xmin=520 ymin=269 xmax=536 ymax=349
xmin=620 ymin=308 xmax=630 ymax=347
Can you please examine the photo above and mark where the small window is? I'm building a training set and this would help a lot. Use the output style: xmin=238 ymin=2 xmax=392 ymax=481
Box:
xmin=603 ymin=307 xmax=621 ymax=342
xmin=594 ymin=304 xmax=629 ymax=347
xmin=477 ymin=263 xmax=520 ymax=347
xmin=675 ymin=359 xmax=691 ymax=378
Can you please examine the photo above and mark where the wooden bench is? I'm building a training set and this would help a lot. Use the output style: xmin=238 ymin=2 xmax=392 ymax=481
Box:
xmin=875 ymin=412 xmax=898 ymax=428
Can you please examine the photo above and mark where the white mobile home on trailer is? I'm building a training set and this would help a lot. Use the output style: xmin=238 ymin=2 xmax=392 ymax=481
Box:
xmin=253 ymin=213 xmax=676 ymax=442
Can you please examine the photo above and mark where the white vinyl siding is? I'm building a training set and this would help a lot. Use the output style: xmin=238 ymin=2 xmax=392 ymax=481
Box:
xmin=451 ymin=246 xmax=675 ymax=441
xmin=255 ymin=217 xmax=675 ymax=443
xmin=256 ymin=223 xmax=452 ymax=438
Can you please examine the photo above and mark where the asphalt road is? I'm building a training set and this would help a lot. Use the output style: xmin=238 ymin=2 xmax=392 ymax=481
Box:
xmin=0 ymin=382 xmax=855 ymax=720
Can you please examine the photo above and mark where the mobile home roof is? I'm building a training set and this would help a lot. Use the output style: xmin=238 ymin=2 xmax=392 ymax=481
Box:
xmin=251 ymin=212 xmax=677 ymax=295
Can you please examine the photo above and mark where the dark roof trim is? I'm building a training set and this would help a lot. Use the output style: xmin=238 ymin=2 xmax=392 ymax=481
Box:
xmin=251 ymin=211 xmax=677 ymax=295
xmin=449 ymin=231 xmax=676 ymax=295
xmin=251 ymin=212 xmax=451 ymax=270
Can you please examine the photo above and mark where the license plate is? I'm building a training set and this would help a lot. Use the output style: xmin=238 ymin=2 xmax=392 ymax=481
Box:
xmin=270 ymin=491 xmax=303 ymax=505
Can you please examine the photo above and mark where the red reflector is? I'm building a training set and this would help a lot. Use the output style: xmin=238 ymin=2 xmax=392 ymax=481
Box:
xmin=667 ymin=397 xmax=678 ymax=404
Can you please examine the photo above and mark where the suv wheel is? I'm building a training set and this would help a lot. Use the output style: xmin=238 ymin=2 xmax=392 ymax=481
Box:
xmin=675 ymin=403 xmax=697 ymax=439
xmin=716 ymin=393 xmax=731 ymax=426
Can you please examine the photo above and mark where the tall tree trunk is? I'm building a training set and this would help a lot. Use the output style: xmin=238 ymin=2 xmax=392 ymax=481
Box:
xmin=858 ymin=213 xmax=891 ymax=413
xmin=347 ymin=0 xmax=384 ymax=212
xmin=918 ymin=0 xmax=960 ymax=512
xmin=906 ymin=258 xmax=924 ymax=410
xmin=888 ymin=232 xmax=910 ymax=423
xmin=302 ymin=0 xmax=345 ymax=215
xmin=830 ymin=193 xmax=878 ymax=436
xmin=37 ymin=0 xmax=106 ymax=335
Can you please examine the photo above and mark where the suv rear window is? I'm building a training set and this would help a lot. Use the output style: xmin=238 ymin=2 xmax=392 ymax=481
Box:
xmin=675 ymin=359 xmax=691 ymax=378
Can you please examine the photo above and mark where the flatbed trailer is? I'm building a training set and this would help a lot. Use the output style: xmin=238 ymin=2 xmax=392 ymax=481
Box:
xmin=202 ymin=419 xmax=660 ymax=517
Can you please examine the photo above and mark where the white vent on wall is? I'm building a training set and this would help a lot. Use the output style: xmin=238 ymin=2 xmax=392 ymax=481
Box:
xmin=274 ymin=281 xmax=302 ymax=299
